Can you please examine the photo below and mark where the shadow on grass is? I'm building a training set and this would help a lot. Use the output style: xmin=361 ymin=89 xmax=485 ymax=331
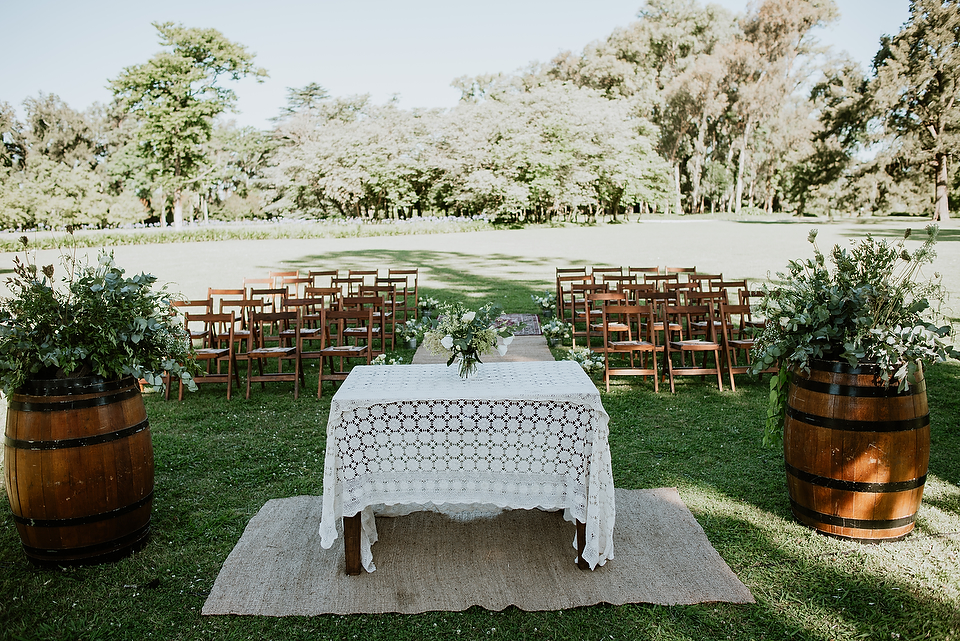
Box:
xmin=698 ymin=511 xmax=960 ymax=640
xmin=284 ymin=248 xmax=574 ymax=312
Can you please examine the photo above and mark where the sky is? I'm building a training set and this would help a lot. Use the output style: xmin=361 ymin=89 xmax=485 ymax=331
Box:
xmin=2 ymin=0 xmax=911 ymax=131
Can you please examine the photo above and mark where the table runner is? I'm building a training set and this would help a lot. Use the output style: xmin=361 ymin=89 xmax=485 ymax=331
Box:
xmin=319 ymin=361 xmax=614 ymax=572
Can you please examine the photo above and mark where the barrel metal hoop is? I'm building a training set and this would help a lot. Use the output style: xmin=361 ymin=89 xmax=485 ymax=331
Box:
xmin=12 ymin=492 xmax=153 ymax=528
xmin=785 ymin=406 xmax=930 ymax=433
xmin=792 ymin=376 xmax=921 ymax=398
xmin=8 ymin=387 xmax=141 ymax=412
xmin=785 ymin=462 xmax=927 ymax=493
xmin=790 ymin=498 xmax=916 ymax=530
xmin=21 ymin=523 xmax=151 ymax=560
xmin=4 ymin=418 xmax=150 ymax=451
xmin=16 ymin=376 xmax=137 ymax=397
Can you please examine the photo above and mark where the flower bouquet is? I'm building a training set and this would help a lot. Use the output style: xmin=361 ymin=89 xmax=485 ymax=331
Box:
xmin=541 ymin=317 xmax=572 ymax=347
xmin=563 ymin=345 xmax=604 ymax=377
xmin=398 ymin=318 xmax=428 ymax=347
xmin=418 ymin=296 xmax=441 ymax=316
xmin=423 ymin=302 xmax=516 ymax=378
xmin=531 ymin=291 xmax=557 ymax=315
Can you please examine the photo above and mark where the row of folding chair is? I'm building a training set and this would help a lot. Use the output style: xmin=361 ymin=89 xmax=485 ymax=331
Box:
xmin=168 ymin=304 xmax=382 ymax=401
xmin=562 ymin=280 xmax=763 ymax=348
xmin=230 ymin=267 xmax=420 ymax=321
xmin=582 ymin=292 xmax=777 ymax=393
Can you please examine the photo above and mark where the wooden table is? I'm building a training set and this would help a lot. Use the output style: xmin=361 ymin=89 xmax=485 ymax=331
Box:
xmin=318 ymin=361 xmax=615 ymax=574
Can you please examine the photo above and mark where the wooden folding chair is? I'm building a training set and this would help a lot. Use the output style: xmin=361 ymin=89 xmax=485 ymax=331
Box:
xmin=309 ymin=269 xmax=340 ymax=288
xmin=557 ymin=273 xmax=593 ymax=323
xmin=245 ymin=310 xmax=303 ymax=399
xmin=628 ymin=266 xmax=661 ymax=277
xmin=333 ymin=275 xmax=365 ymax=296
xmin=665 ymin=266 xmax=697 ymax=280
xmin=687 ymin=273 xmax=724 ymax=292
xmin=598 ymin=304 xmax=661 ymax=392
xmin=217 ymin=298 xmax=264 ymax=355
xmin=718 ymin=300 xmax=777 ymax=390
xmin=662 ymin=301 xmax=725 ymax=392
xmin=172 ymin=299 xmax=212 ymax=339
xmin=643 ymin=273 xmax=680 ymax=291
xmin=340 ymin=295 xmax=386 ymax=355
xmin=304 ymin=286 xmax=342 ymax=310
xmin=281 ymin=275 xmax=314 ymax=299
xmin=599 ymin=273 xmax=637 ymax=292
xmin=268 ymin=270 xmax=300 ymax=291
xmin=181 ymin=312 xmax=240 ymax=400
xmin=586 ymin=291 xmax=627 ymax=349
xmin=318 ymin=308 xmax=373 ymax=398
xmin=571 ymin=282 xmax=607 ymax=347
xmin=360 ymin=284 xmax=397 ymax=351
xmin=388 ymin=268 xmax=419 ymax=321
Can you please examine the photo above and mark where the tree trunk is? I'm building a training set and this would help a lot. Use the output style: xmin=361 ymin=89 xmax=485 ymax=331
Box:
xmin=156 ymin=186 xmax=165 ymax=226
xmin=933 ymin=152 xmax=951 ymax=221
xmin=673 ymin=164 xmax=683 ymax=215
xmin=734 ymin=119 xmax=752 ymax=215
xmin=173 ymin=187 xmax=184 ymax=230
xmin=690 ymin=111 xmax=708 ymax=213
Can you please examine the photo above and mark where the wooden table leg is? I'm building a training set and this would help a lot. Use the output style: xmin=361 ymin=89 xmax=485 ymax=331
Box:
xmin=576 ymin=519 xmax=589 ymax=570
xmin=344 ymin=513 xmax=362 ymax=575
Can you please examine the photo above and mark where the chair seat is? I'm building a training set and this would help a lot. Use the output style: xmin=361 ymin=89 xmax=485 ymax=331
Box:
xmin=321 ymin=345 xmax=368 ymax=355
xmin=669 ymin=340 xmax=720 ymax=350
xmin=344 ymin=327 xmax=381 ymax=336
xmin=194 ymin=348 xmax=231 ymax=359
xmin=610 ymin=340 xmax=655 ymax=349
xmin=248 ymin=346 xmax=297 ymax=357
xmin=690 ymin=320 xmax=723 ymax=329
xmin=592 ymin=322 xmax=629 ymax=332
xmin=652 ymin=322 xmax=682 ymax=331
xmin=282 ymin=327 xmax=321 ymax=338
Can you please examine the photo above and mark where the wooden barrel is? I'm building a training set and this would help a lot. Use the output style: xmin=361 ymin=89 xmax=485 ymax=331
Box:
xmin=783 ymin=360 xmax=929 ymax=542
xmin=3 ymin=376 xmax=153 ymax=565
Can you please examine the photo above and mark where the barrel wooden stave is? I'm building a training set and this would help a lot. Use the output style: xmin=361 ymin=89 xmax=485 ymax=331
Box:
xmin=3 ymin=377 xmax=153 ymax=565
xmin=783 ymin=361 xmax=929 ymax=542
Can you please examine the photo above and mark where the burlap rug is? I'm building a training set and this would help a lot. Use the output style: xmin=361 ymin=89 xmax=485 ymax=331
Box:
xmin=202 ymin=487 xmax=754 ymax=616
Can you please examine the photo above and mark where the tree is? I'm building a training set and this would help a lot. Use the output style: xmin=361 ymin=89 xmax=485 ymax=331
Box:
xmin=874 ymin=0 xmax=960 ymax=221
xmin=110 ymin=22 xmax=267 ymax=229
xmin=275 ymin=83 xmax=331 ymax=121
xmin=1 ymin=102 xmax=28 ymax=170
xmin=22 ymin=93 xmax=104 ymax=170
xmin=725 ymin=0 xmax=839 ymax=214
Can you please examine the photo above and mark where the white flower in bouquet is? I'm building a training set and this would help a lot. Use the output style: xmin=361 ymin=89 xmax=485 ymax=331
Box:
xmin=423 ymin=302 xmax=519 ymax=377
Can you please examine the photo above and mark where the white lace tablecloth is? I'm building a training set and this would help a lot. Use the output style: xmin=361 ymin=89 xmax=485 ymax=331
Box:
xmin=318 ymin=361 xmax=615 ymax=572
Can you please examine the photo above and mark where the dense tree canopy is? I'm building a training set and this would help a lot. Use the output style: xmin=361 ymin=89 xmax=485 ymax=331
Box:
xmin=109 ymin=22 xmax=267 ymax=229
xmin=1 ymin=0 xmax=958 ymax=230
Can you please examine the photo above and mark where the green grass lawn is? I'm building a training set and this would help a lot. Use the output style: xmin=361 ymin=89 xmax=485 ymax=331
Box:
xmin=2 ymin=283 xmax=959 ymax=641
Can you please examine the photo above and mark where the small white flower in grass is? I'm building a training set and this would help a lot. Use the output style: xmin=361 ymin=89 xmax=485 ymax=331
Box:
xmin=461 ymin=311 xmax=476 ymax=323
xmin=441 ymin=335 xmax=455 ymax=349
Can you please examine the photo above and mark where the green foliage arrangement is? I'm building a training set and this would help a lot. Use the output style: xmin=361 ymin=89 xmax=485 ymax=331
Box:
xmin=0 ymin=237 xmax=196 ymax=395
xmin=751 ymin=226 xmax=954 ymax=445
xmin=422 ymin=302 xmax=517 ymax=378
